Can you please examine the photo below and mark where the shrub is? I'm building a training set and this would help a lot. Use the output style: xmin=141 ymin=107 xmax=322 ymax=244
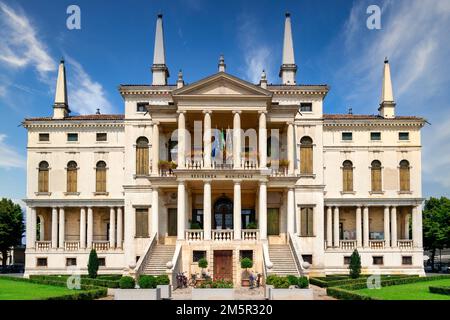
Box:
xmin=240 ymin=258 xmax=253 ymax=270
xmin=156 ymin=275 xmax=170 ymax=285
xmin=266 ymin=275 xmax=278 ymax=286
xmin=138 ymin=275 xmax=156 ymax=289
xmin=349 ymin=249 xmax=361 ymax=279
xmin=87 ymin=249 xmax=99 ymax=279
xmin=287 ymin=275 xmax=298 ymax=286
xmin=246 ymin=222 xmax=257 ymax=229
xmin=298 ymin=276 xmax=309 ymax=289
xmin=198 ymin=258 xmax=208 ymax=269
xmin=198 ymin=279 xmax=233 ymax=288
xmin=119 ymin=276 xmax=135 ymax=289
xmin=429 ymin=286 xmax=450 ymax=296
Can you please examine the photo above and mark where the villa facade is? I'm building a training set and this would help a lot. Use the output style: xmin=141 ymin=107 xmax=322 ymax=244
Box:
xmin=23 ymin=13 xmax=425 ymax=285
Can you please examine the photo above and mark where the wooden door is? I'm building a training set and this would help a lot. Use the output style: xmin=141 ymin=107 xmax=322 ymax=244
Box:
xmin=167 ymin=208 xmax=177 ymax=236
xmin=267 ymin=208 xmax=280 ymax=235
xmin=213 ymin=250 xmax=233 ymax=281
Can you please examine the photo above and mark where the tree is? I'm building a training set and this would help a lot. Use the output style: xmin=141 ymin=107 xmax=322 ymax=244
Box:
xmin=87 ymin=249 xmax=99 ymax=278
xmin=423 ymin=197 xmax=450 ymax=271
xmin=349 ymin=249 xmax=361 ymax=279
xmin=0 ymin=198 xmax=24 ymax=271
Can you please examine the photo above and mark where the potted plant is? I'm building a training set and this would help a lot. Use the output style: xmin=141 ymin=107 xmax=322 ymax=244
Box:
xmin=246 ymin=222 xmax=257 ymax=230
xmin=240 ymin=257 xmax=253 ymax=287
xmin=158 ymin=160 xmax=169 ymax=171
xmin=279 ymin=159 xmax=289 ymax=168
xmin=198 ymin=258 xmax=208 ymax=279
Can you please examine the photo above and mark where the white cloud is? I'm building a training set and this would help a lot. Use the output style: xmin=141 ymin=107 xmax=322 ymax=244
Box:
xmin=65 ymin=56 xmax=112 ymax=115
xmin=0 ymin=1 xmax=56 ymax=77
xmin=0 ymin=134 xmax=25 ymax=169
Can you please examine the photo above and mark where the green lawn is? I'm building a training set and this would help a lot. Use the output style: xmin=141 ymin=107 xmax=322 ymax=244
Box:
xmin=356 ymin=278 xmax=450 ymax=300
xmin=0 ymin=278 xmax=85 ymax=300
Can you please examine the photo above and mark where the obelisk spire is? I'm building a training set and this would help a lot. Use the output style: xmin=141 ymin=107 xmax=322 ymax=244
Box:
xmin=152 ymin=14 xmax=169 ymax=85
xmin=379 ymin=57 xmax=396 ymax=119
xmin=279 ymin=12 xmax=297 ymax=85
xmin=53 ymin=59 xmax=70 ymax=119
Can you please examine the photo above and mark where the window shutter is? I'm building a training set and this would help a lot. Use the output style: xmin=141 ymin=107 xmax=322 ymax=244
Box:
xmin=307 ymin=208 xmax=314 ymax=236
xmin=372 ymin=168 xmax=382 ymax=192
xmin=300 ymin=146 xmax=313 ymax=174
xmin=400 ymin=166 xmax=410 ymax=191
xmin=301 ymin=208 xmax=307 ymax=236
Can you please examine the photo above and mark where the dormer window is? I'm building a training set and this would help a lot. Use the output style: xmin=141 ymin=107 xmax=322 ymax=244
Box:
xmin=300 ymin=103 xmax=312 ymax=112
xmin=137 ymin=102 xmax=147 ymax=112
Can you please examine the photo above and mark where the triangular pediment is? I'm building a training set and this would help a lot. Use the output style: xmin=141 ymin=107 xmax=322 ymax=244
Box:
xmin=172 ymin=72 xmax=272 ymax=97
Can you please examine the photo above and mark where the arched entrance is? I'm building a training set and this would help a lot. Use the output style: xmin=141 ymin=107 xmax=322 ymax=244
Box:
xmin=214 ymin=196 xmax=233 ymax=229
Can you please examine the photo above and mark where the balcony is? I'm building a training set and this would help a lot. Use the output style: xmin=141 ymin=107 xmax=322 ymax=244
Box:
xmin=397 ymin=240 xmax=413 ymax=249
xmin=35 ymin=241 xmax=51 ymax=251
xmin=185 ymin=229 xmax=259 ymax=242
xmin=92 ymin=241 xmax=110 ymax=251
xmin=369 ymin=240 xmax=385 ymax=249
xmin=64 ymin=241 xmax=80 ymax=251
xmin=340 ymin=240 xmax=357 ymax=251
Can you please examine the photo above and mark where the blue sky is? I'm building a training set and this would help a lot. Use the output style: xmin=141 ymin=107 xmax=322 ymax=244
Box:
xmin=1 ymin=0 xmax=450 ymax=208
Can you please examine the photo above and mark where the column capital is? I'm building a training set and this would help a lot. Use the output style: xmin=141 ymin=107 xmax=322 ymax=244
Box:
xmin=152 ymin=120 xmax=160 ymax=126
xmin=258 ymin=110 xmax=268 ymax=115
xmin=203 ymin=110 xmax=212 ymax=114
xmin=286 ymin=121 xmax=295 ymax=126
xmin=232 ymin=110 xmax=242 ymax=115
xmin=177 ymin=179 xmax=186 ymax=185
xmin=177 ymin=110 xmax=187 ymax=115
xmin=233 ymin=179 xmax=242 ymax=185
xmin=203 ymin=179 xmax=212 ymax=184
xmin=258 ymin=181 xmax=267 ymax=187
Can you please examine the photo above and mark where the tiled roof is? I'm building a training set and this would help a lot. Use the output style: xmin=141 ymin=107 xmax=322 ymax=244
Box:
xmin=323 ymin=114 xmax=425 ymax=121
xmin=24 ymin=114 xmax=125 ymax=121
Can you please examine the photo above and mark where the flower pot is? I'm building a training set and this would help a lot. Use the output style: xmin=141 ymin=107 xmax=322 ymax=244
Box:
xmin=241 ymin=279 xmax=250 ymax=287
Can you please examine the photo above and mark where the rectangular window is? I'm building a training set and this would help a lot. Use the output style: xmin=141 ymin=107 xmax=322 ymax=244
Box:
xmin=98 ymin=258 xmax=106 ymax=267
xmin=96 ymin=133 xmax=107 ymax=142
xmin=302 ymin=255 xmax=313 ymax=265
xmin=344 ymin=256 xmax=351 ymax=265
xmin=193 ymin=251 xmax=206 ymax=263
xmin=36 ymin=258 xmax=47 ymax=267
xmin=135 ymin=208 xmax=149 ymax=238
xmin=402 ymin=256 xmax=413 ymax=265
xmin=137 ymin=102 xmax=147 ymax=112
xmin=300 ymin=207 xmax=314 ymax=237
xmin=370 ymin=132 xmax=381 ymax=141
xmin=241 ymin=209 xmax=256 ymax=229
xmin=300 ymin=103 xmax=313 ymax=112
xmin=399 ymin=132 xmax=410 ymax=141
xmin=39 ymin=133 xmax=50 ymax=142
xmin=342 ymin=132 xmax=353 ymax=141
xmin=192 ymin=209 xmax=204 ymax=228
xmin=240 ymin=250 xmax=253 ymax=261
xmin=373 ymin=256 xmax=384 ymax=265
xmin=67 ymin=133 xmax=78 ymax=142
xmin=66 ymin=258 xmax=77 ymax=267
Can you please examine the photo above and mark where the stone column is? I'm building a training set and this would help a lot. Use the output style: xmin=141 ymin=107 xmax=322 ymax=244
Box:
xmin=203 ymin=111 xmax=212 ymax=168
xmin=384 ymin=206 xmax=391 ymax=247
xmin=287 ymin=187 xmax=295 ymax=235
xmin=412 ymin=206 xmax=423 ymax=248
xmin=390 ymin=206 xmax=397 ymax=248
xmin=58 ymin=207 xmax=65 ymax=249
xmin=326 ymin=207 xmax=333 ymax=248
xmin=27 ymin=207 xmax=37 ymax=249
xmin=80 ymin=207 xmax=86 ymax=249
xmin=152 ymin=188 xmax=159 ymax=236
xmin=152 ymin=122 xmax=160 ymax=175
xmin=117 ymin=207 xmax=123 ymax=248
xmin=87 ymin=207 xmax=93 ymax=249
xmin=333 ymin=207 xmax=340 ymax=247
xmin=356 ymin=206 xmax=362 ymax=248
xmin=177 ymin=181 xmax=185 ymax=240
xmin=259 ymin=182 xmax=267 ymax=240
xmin=203 ymin=180 xmax=212 ymax=240
xmin=258 ymin=111 xmax=267 ymax=168
xmin=363 ymin=207 xmax=369 ymax=248
xmin=287 ymin=122 xmax=295 ymax=174
xmin=109 ymin=207 xmax=116 ymax=249
xmin=233 ymin=111 xmax=241 ymax=168
xmin=233 ymin=180 xmax=242 ymax=240
xmin=177 ymin=111 xmax=186 ymax=169
xmin=51 ymin=207 xmax=58 ymax=249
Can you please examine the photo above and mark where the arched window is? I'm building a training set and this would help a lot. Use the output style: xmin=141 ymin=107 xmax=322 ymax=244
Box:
xmin=399 ymin=160 xmax=410 ymax=192
xmin=38 ymin=161 xmax=49 ymax=193
xmin=96 ymin=161 xmax=107 ymax=193
xmin=136 ymin=137 xmax=149 ymax=175
xmin=371 ymin=160 xmax=382 ymax=192
xmin=342 ymin=160 xmax=354 ymax=192
xmin=300 ymin=136 xmax=313 ymax=174
xmin=66 ymin=161 xmax=78 ymax=193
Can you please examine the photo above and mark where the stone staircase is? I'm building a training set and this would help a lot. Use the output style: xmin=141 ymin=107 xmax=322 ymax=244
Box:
xmin=142 ymin=245 xmax=175 ymax=275
xmin=268 ymin=244 xmax=300 ymax=276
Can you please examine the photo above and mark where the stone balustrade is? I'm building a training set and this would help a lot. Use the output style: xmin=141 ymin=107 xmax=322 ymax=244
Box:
xmin=186 ymin=230 xmax=204 ymax=241
xmin=241 ymin=229 xmax=259 ymax=241
xmin=93 ymin=241 xmax=110 ymax=251
xmin=35 ymin=241 xmax=51 ymax=251
xmin=64 ymin=241 xmax=80 ymax=251
xmin=340 ymin=240 xmax=356 ymax=250
xmin=212 ymin=229 xmax=234 ymax=242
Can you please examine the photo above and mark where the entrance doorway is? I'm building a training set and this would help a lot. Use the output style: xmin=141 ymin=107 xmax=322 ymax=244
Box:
xmin=267 ymin=208 xmax=280 ymax=235
xmin=167 ymin=208 xmax=177 ymax=236
xmin=214 ymin=196 xmax=233 ymax=229
xmin=213 ymin=250 xmax=233 ymax=281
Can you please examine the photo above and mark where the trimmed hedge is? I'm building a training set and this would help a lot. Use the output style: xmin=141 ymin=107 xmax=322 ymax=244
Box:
xmin=119 ymin=276 xmax=135 ymax=289
xmin=311 ymin=275 xmax=417 ymax=288
xmin=429 ymin=286 xmax=450 ymax=296
xmin=1 ymin=276 xmax=107 ymax=300
xmin=267 ymin=275 xmax=309 ymax=289
xmin=30 ymin=275 xmax=120 ymax=288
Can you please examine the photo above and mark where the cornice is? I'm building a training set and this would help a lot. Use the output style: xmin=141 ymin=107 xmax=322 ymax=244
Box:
xmin=23 ymin=122 xmax=124 ymax=129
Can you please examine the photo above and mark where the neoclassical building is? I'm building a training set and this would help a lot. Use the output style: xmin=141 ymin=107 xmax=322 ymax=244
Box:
xmin=23 ymin=13 xmax=425 ymax=283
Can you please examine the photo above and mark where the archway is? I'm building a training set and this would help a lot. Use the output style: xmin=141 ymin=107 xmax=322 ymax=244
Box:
xmin=213 ymin=196 xmax=233 ymax=230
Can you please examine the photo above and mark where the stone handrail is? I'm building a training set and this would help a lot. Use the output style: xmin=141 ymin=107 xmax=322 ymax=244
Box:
xmin=135 ymin=233 xmax=157 ymax=276
xmin=212 ymin=229 xmax=233 ymax=241
xmin=166 ymin=243 xmax=182 ymax=287
xmin=242 ymin=229 xmax=259 ymax=241
xmin=65 ymin=241 xmax=80 ymax=251
xmin=397 ymin=240 xmax=413 ymax=249
xmin=288 ymin=232 xmax=306 ymax=275
xmin=369 ymin=240 xmax=385 ymax=249
xmin=262 ymin=242 xmax=273 ymax=278
xmin=35 ymin=241 xmax=51 ymax=251
xmin=92 ymin=241 xmax=110 ymax=251
xmin=340 ymin=240 xmax=357 ymax=251
xmin=186 ymin=229 xmax=204 ymax=241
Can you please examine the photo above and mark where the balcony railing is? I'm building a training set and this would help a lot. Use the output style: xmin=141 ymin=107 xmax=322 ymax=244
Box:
xmin=92 ymin=241 xmax=110 ymax=251
xmin=369 ymin=240 xmax=385 ymax=250
xmin=269 ymin=167 xmax=289 ymax=177
xmin=186 ymin=230 xmax=204 ymax=241
xmin=35 ymin=241 xmax=51 ymax=251
xmin=397 ymin=240 xmax=413 ymax=249
xmin=242 ymin=229 xmax=259 ymax=241
xmin=340 ymin=240 xmax=357 ymax=250
xmin=65 ymin=241 xmax=80 ymax=251
xmin=212 ymin=229 xmax=234 ymax=241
